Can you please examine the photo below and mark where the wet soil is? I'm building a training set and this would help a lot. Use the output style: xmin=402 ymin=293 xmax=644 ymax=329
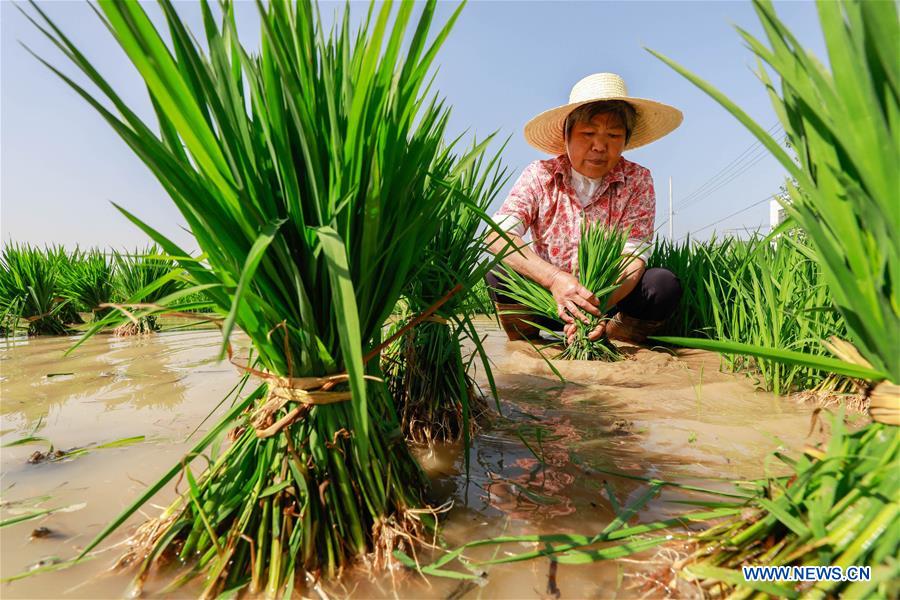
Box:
xmin=0 ymin=319 xmax=829 ymax=598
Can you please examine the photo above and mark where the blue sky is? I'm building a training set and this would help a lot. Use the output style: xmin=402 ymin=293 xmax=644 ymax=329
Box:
xmin=1 ymin=1 xmax=826 ymax=252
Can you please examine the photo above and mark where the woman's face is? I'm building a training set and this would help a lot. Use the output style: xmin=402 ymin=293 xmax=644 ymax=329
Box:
xmin=566 ymin=112 xmax=627 ymax=179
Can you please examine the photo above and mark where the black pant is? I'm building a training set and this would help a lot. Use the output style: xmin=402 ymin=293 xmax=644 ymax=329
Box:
xmin=484 ymin=267 xmax=682 ymax=332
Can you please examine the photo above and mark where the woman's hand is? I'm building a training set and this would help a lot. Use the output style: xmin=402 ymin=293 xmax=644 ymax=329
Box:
xmin=548 ymin=270 xmax=601 ymax=325
xmin=564 ymin=320 xmax=607 ymax=345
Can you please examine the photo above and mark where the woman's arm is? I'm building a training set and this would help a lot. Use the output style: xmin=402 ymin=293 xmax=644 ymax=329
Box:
xmin=486 ymin=232 xmax=556 ymax=288
xmin=563 ymin=256 xmax=645 ymax=342
xmin=487 ymin=231 xmax=601 ymax=324
xmin=487 ymin=162 xmax=601 ymax=324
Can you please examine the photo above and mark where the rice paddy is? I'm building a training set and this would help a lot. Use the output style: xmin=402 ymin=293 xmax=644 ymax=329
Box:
xmin=0 ymin=244 xmax=194 ymax=337
xmin=1 ymin=0 xmax=897 ymax=598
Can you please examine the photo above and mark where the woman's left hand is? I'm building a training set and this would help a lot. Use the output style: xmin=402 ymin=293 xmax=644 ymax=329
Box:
xmin=564 ymin=321 xmax=607 ymax=344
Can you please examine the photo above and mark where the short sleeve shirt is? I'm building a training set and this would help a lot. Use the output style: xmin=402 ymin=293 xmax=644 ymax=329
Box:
xmin=494 ymin=154 xmax=655 ymax=274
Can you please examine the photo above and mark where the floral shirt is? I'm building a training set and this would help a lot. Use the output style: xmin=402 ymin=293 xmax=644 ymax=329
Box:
xmin=493 ymin=154 xmax=655 ymax=274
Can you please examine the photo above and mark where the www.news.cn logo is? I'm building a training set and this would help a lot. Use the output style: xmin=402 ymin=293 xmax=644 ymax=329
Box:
xmin=742 ymin=565 xmax=871 ymax=582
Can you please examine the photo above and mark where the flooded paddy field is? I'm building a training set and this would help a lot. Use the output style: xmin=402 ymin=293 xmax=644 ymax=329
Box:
xmin=1 ymin=319 xmax=830 ymax=598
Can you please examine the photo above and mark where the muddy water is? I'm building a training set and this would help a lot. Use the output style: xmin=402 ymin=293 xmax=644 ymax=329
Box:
xmin=1 ymin=320 xmax=822 ymax=598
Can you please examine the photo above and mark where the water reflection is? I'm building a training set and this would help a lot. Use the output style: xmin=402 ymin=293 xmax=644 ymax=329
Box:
xmin=0 ymin=330 xmax=244 ymax=439
xmin=0 ymin=319 xmax=822 ymax=599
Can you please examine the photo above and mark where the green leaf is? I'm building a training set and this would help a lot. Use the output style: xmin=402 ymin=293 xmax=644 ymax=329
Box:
xmin=652 ymin=336 xmax=888 ymax=381
xmin=317 ymin=226 xmax=368 ymax=457
xmin=219 ymin=219 xmax=284 ymax=360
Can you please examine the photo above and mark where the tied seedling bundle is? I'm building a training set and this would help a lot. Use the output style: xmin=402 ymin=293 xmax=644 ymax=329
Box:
xmin=27 ymin=0 xmax=481 ymax=595
xmin=0 ymin=243 xmax=71 ymax=336
xmin=497 ymin=222 xmax=635 ymax=360
xmin=110 ymin=245 xmax=184 ymax=335
xmin=57 ymin=247 xmax=115 ymax=323
xmin=384 ymin=141 xmax=510 ymax=445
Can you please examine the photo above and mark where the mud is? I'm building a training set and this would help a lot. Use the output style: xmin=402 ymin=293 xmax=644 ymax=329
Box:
xmin=0 ymin=319 xmax=829 ymax=598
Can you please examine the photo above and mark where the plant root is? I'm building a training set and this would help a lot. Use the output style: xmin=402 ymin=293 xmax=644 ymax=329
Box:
xmin=114 ymin=316 xmax=158 ymax=337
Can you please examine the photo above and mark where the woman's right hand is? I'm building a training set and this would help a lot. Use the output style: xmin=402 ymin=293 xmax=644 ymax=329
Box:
xmin=548 ymin=270 xmax=601 ymax=325
xmin=565 ymin=320 xmax=607 ymax=344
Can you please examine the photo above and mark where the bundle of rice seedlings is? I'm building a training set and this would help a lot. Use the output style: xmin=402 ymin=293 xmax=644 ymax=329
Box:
xmin=0 ymin=243 xmax=69 ymax=336
xmin=646 ymin=0 xmax=899 ymax=594
xmin=497 ymin=222 xmax=633 ymax=360
xmin=28 ymin=0 xmax=484 ymax=593
xmin=384 ymin=141 xmax=509 ymax=444
xmin=58 ymin=247 xmax=115 ymax=322
xmin=111 ymin=246 xmax=183 ymax=335
xmin=43 ymin=245 xmax=85 ymax=325
xmin=676 ymin=411 xmax=899 ymax=598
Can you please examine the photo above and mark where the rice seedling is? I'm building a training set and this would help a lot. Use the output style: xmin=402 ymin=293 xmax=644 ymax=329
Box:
xmin=677 ymin=410 xmax=899 ymax=599
xmin=644 ymin=0 xmax=900 ymax=593
xmin=384 ymin=141 xmax=510 ymax=445
xmin=3 ymin=433 xmax=146 ymax=464
xmin=648 ymin=235 xmax=730 ymax=339
xmin=26 ymin=0 xmax=489 ymax=593
xmin=654 ymin=234 xmax=854 ymax=396
xmin=497 ymin=222 xmax=633 ymax=360
xmin=111 ymin=246 xmax=184 ymax=335
xmin=0 ymin=243 xmax=69 ymax=336
xmin=407 ymin=0 xmax=898 ymax=591
xmin=398 ymin=480 xmax=746 ymax=579
xmin=0 ymin=495 xmax=87 ymax=530
xmin=42 ymin=245 xmax=85 ymax=325
xmin=468 ymin=278 xmax=496 ymax=317
xmin=722 ymin=236 xmax=851 ymax=395
xmin=58 ymin=247 xmax=115 ymax=322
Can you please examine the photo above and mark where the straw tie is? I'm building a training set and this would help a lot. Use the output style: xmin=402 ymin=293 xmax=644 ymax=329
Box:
xmin=265 ymin=375 xmax=353 ymax=404
xmin=869 ymin=381 xmax=899 ymax=426
xmin=98 ymin=284 xmax=464 ymax=439
xmin=824 ymin=337 xmax=898 ymax=426
xmin=248 ymin=374 xmax=355 ymax=439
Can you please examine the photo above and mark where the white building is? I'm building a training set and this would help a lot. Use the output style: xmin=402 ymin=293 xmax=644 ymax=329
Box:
xmin=770 ymin=197 xmax=788 ymax=232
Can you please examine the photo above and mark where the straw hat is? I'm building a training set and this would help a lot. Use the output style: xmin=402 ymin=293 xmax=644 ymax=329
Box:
xmin=524 ymin=73 xmax=683 ymax=155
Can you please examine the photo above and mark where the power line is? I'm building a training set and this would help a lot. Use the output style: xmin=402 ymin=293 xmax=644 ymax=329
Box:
xmin=722 ymin=223 xmax=768 ymax=234
xmin=680 ymin=193 xmax=777 ymax=240
xmin=656 ymin=158 xmax=772 ymax=235
xmin=675 ymin=121 xmax=782 ymax=209
xmin=677 ymin=144 xmax=780 ymax=212
xmin=656 ymin=123 xmax=784 ymax=237
xmin=675 ymin=122 xmax=783 ymax=211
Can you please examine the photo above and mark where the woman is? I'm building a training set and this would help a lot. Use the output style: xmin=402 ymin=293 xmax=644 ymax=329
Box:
xmin=487 ymin=72 xmax=683 ymax=344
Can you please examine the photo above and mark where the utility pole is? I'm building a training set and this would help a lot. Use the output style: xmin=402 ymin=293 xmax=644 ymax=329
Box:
xmin=668 ymin=177 xmax=674 ymax=240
